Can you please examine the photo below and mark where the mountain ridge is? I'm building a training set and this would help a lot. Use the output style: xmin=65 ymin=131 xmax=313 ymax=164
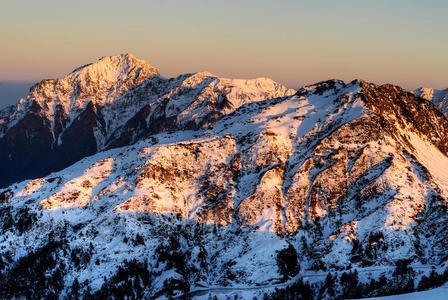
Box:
xmin=1 ymin=55 xmax=448 ymax=298
xmin=0 ymin=54 xmax=293 ymax=188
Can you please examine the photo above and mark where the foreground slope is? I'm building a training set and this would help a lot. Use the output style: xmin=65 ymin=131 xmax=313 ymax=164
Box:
xmin=2 ymin=77 xmax=448 ymax=298
xmin=0 ymin=54 xmax=293 ymax=188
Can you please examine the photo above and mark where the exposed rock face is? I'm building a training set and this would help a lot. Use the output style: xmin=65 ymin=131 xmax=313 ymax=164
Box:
xmin=0 ymin=54 xmax=293 ymax=188
xmin=0 ymin=54 xmax=157 ymax=187
xmin=1 ymin=57 xmax=448 ymax=298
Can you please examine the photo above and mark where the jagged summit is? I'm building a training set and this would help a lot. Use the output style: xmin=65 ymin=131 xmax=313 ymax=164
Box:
xmin=296 ymin=79 xmax=350 ymax=97
xmin=67 ymin=53 xmax=160 ymax=89
xmin=70 ymin=53 xmax=157 ymax=73
xmin=28 ymin=53 xmax=159 ymax=110
xmin=415 ymin=87 xmax=436 ymax=100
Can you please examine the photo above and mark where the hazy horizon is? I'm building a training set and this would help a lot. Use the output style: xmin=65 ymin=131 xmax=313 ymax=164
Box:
xmin=0 ymin=81 xmax=35 ymax=109
xmin=1 ymin=0 xmax=447 ymax=93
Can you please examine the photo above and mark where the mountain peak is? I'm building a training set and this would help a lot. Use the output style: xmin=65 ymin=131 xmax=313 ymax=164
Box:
xmin=414 ymin=87 xmax=435 ymax=101
xmin=88 ymin=53 xmax=158 ymax=73
xmin=27 ymin=54 xmax=159 ymax=111
xmin=296 ymin=79 xmax=348 ymax=96
xmin=66 ymin=53 xmax=159 ymax=84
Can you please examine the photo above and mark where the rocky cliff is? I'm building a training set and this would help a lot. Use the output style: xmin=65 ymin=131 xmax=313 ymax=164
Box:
xmin=1 ymin=56 xmax=448 ymax=299
xmin=0 ymin=54 xmax=293 ymax=188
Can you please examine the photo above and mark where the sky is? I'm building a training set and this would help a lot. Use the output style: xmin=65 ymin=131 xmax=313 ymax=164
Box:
xmin=1 ymin=0 xmax=447 ymax=108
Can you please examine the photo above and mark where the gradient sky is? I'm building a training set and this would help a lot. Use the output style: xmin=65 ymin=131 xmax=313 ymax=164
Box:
xmin=1 ymin=0 xmax=447 ymax=98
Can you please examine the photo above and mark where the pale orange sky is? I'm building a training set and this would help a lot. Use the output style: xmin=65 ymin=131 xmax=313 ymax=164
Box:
xmin=1 ymin=0 xmax=447 ymax=91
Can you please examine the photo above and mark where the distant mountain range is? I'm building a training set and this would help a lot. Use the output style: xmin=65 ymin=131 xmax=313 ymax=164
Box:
xmin=1 ymin=54 xmax=448 ymax=299
xmin=414 ymin=87 xmax=448 ymax=117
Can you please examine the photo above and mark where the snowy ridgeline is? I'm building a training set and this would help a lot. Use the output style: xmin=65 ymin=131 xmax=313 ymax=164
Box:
xmin=1 ymin=55 xmax=448 ymax=298
xmin=0 ymin=54 xmax=294 ymax=188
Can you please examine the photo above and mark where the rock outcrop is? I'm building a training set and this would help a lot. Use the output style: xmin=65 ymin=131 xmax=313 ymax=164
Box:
xmin=1 ymin=56 xmax=448 ymax=298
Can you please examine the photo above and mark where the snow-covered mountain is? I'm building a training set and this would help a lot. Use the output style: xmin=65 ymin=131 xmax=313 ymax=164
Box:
xmin=0 ymin=54 xmax=293 ymax=188
xmin=1 ymin=55 xmax=448 ymax=299
xmin=414 ymin=87 xmax=448 ymax=117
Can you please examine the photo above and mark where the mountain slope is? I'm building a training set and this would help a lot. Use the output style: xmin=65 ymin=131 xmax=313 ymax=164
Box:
xmin=2 ymin=75 xmax=448 ymax=298
xmin=0 ymin=54 xmax=293 ymax=188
